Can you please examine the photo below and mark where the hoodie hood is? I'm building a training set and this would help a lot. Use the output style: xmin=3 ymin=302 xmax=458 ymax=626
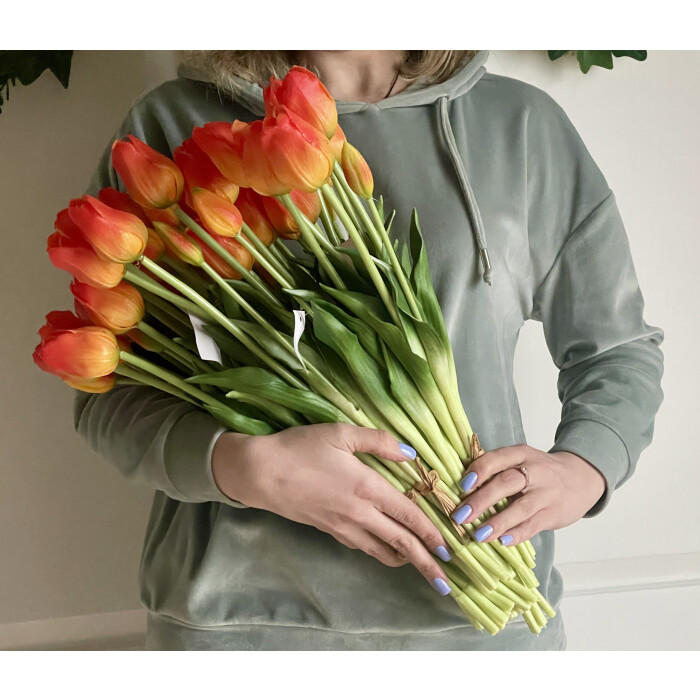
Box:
xmin=177 ymin=51 xmax=494 ymax=284
xmin=177 ymin=51 xmax=490 ymax=115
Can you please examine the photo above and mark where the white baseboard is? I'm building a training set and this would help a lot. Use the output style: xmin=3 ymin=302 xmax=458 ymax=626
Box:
xmin=2 ymin=551 xmax=698 ymax=650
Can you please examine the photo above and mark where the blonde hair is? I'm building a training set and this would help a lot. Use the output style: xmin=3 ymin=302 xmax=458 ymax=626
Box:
xmin=186 ymin=50 xmax=477 ymax=91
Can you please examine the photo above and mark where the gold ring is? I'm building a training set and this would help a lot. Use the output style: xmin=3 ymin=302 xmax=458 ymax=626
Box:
xmin=519 ymin=465 xmax=529 ymax=490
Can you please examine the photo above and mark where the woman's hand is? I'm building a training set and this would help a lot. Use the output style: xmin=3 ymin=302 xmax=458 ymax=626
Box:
xmin=451 ymin=445 xmax=607 ymax=546
xmin=212 ymin=423 xmax=453 ymax=596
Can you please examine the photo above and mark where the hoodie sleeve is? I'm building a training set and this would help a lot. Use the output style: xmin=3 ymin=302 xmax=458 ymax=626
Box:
xmin=527 ymin=92 xmax=664 ymax=517
xmin=73 ymin=84 xmax=246 ymax=508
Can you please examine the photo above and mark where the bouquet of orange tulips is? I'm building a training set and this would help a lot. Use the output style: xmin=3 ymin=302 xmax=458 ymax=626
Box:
xmin=33 ymin=67 xmax=555 ymax=635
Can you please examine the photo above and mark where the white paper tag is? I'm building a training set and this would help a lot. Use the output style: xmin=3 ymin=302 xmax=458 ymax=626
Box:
xmin=188 ymin=314 xmax=223 ymax=364
xmin=293 ymin=310 xmax=307 ymax=370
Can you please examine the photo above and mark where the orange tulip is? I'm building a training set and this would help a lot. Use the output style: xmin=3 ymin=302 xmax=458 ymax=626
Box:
xmin=144 ymin=227 xmax=165 ymax=261
xmin=48 ymin=211 xmax=125 ymax=288
xmin=328 ymin=124 xmax=347 ymax=163
xmin=174 ymin=138 xmax=240 ymax=206
xmin=71 ymin=279 xmax=145 ymax=334
xmin=153 ymin=222 xmax=204 ymax=267
xmin=111 ymin=135 xmax=184 ymax=209
xmin=255 ymin=108 xmax=334 ymax=195
xmin=341 ymin=142 xmax=374 ymax=199
xmin=143 ymin=204 xmax=181 ymax=227
xmin=64 ymin=375 xmax=116 ymax=393
xmin=97 ymin=187 xmax=150 ymax=224
xmin=199 ymin=234 xmax=254 ymax=279
xmin=262 ymin=190 xmax=321 ymax=240
xmin=191 ymin=188 xmax=243 ymax=238
xmin=192 ymin=121 xmax=248 ymax=187
xmin=68 ymin=195 xmax=148 ymax=264
xmin=264 ymin=66 xmax=338 ymax=139
xmin=33 ymin=312 xmax=120 ymax=384
xmin=235 ymin=189 xmax=277 ymax=246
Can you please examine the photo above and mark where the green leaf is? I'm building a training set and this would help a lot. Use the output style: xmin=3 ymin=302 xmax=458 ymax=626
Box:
xmin=204 ymin=404 xmax=275 ymax=436
xmin=611 ymin=50 xmax=647 ymax=61
xmin=576 ymin=50 xmax=614 ymax=74
xmin=226 ymin=280 xmax=294 ymax=328
xmin=311 ymin=299 xmax=448 ymax=473
xmin=226 ymin=390 xmax=305 ymax=427
xmin=547 ymin=50 xmax=569 ymax=61
xmin=408 ymin=209 xmax=450 ymax=348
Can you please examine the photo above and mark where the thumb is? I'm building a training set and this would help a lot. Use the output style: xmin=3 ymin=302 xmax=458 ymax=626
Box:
xmin=336 ymin=425 xmax=417 ymax=463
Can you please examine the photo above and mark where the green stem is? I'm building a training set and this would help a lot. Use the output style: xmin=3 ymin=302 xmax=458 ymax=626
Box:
xmin=119 ymin=351 xmax=229 ymax=409
xmin=124 ymin=265 xmax=214 ymax=320
xmin=114 ymin=365 xmax=198 ymax=406
xmin=319 ymin=193 xmax=341 ymax=246
xmin=332 ymin=163 xmax=383 ymax=254
xmin=161 ymin=254 xmax=209 ymax=295
xmin=137 ymin=321 xmax=211 ymax=374
xmin=367 ymin=197 xmax=423 ymax=320
xmin=321 ymin=184 xmax=401 ymax=326
xmin=139 ymin=256 xmax=306 ymax=390
xmin=174 ymin=206 xmax=283 ymax=306
xmin=200 ymin=261 xmax=300 ymax=361
xmin=279 ymin=194 xmax=346 ymax=290
xmin=238 ymin=223 xmax=295 ymax=288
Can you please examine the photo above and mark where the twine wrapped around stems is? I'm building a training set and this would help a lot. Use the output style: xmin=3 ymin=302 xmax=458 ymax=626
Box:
xmin=406 ymin=456 xmax=466 ymax=539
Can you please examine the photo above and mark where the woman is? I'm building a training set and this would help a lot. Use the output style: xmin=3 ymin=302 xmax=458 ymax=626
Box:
xmin=76 ymin=50 xmax=664 ymax=650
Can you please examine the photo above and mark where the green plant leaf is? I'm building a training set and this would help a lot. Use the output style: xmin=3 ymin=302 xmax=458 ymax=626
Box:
xmin=204 ymin=404 xmax=275 ymax=436
xmin=611 ymin=50 xmax=647 ymax=61
xmin=547 ymin=50 xmax=569 ymax=61
xmin=576 ymin=50 xmax=614 ymax=74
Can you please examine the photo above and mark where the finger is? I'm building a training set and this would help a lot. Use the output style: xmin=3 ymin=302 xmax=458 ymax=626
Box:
xmin=354 ymin=471 xmax=451 ymax=562
xmin=333 ymin=424 xmax=416 ymax=463
xmin=452 ymin=465 xmax=529 ymax=526
xmin=364 ymin=511 xmax=452 ymax=596
xmin=463 ymin=495 xmax=543 ymax=544
xmin=498 ymin=510 xmax=552 ymax=547
xmin=332 ymin=526 xmax=407 ymax=568
xmin=459 ymin=444 xmax=531 ymax=493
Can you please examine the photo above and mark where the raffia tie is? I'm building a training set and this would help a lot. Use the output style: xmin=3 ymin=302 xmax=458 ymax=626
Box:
xmin=405 ymin=457 xmax=467 ymax=539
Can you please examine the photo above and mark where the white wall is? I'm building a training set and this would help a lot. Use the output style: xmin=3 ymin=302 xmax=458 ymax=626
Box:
xmin=0 ymin=50 xmax=697 ymax=650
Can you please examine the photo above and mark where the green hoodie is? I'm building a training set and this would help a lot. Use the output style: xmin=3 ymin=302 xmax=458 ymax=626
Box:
xmin=75 ymin=51 xmax=664 ymax=650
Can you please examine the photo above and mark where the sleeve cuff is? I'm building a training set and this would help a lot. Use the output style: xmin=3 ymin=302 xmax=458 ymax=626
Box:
xmin=548 ymin=418 xmax=631 ymax=517
xmin=164 ymin=410 xmax=250 ymax=509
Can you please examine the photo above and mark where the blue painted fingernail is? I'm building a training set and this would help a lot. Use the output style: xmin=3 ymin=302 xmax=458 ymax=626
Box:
xmin=434 ymin=545 xmax=451 ymax=562
xmin=398 ymin=443 xmax=416 ymax=460
xmin=460 ymin=471 xmax=478 ymax=491
xmin=474 ymin=524 xmax=493 ymax=542
xmin=431 ymin=578 xmax=452 ymax=596
xmin=452 ymin=503 xmax=472 ymax=525
xmin=499 ymin=534 xmax=514 ymax=546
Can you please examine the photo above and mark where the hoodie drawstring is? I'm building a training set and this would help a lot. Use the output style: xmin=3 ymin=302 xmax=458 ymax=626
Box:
xmin=437 ymin=96 xmax=493 ymax=286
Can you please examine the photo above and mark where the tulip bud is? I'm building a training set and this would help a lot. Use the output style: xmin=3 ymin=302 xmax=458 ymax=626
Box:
xmin=127 ymin=328 xmax=164 ymax=353
xmin=341 ymin=142 xmax=374 ymax=199
xmin=235 ymin=189 xmax=277 ymax=246
xmin=144 ymin=227 xmax=165 ymax=261
xmin=191 ymin=188 xmax=243 ymax=238
xmin=97 ymin=187 xmax=150 ymax=224
xmin=111 ymin=135 xmax=184 ymax=209
xmin=64 ymin=375 xmax=116 ymax=393
xmin=174 ymin=138 xmax=240 ymax=206
xmin=71 ymin=280 xmax=145 ymax=335
xmin=256 ymin=108 xmax=334 ymax=195
xmin=143 ymin=205 xmax=181 ymax=227
xmin=199 ymin=234 xmax=254 ymax=279
xmin=328 ymin=124 xmax=347 ymax=163
xmin=192 ymin=121 xmax=248 ymax=187
xmin=48 ymin=213 xmax=125 ymax=289
xmin=68 ymin=195 xmax=148 ymax=264
xmin=33 ymin=313 xmax=120 ymax=383
xmin=153 ymin=222 xmax=204 ymax=267
xmin=262 ymin=190 xmax=321 ymax=240
xmin=264 ymin=66 xmax=338 ymax=139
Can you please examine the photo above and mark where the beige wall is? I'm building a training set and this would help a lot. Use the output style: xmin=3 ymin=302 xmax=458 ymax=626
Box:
xmin=0 ymin=50 xmax=697 ymax=649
